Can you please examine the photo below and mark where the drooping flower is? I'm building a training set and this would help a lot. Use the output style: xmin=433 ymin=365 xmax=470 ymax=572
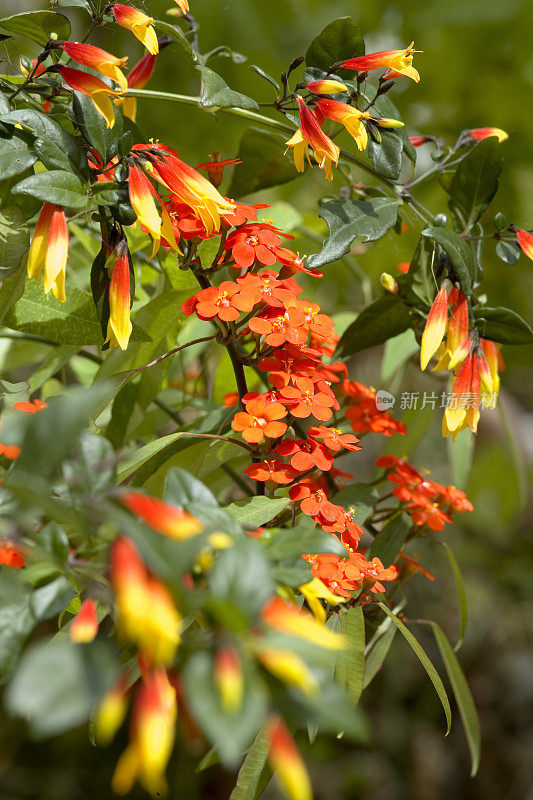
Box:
xmin=70 ymin=598 xmax=98 ymax=643
xmin=480 ymin=338 xmax=502 ymax=407
xmin=121 ymin=492 xmax=203 ymax=540
xmin=214 ymin=647 xmax=243 ymax=713
xmin=127 ymin=163 xmax=180 ymax=258
xmin=58 ymin=66 xmax=121 ymax=128
xmin=112 ymin=5 xmax=159 ymax=55
xmin=316 ymin=97 xmax=370 ymax=151
xmin=105 ymin=243 xmax=133 ymax=350
xmin=468 ymin=127 xmax=508 ymax=143
xmin=60 ymin=42 xmax=128 ymax=90
xmin=266 ymin=717 xmax=312 ymax=800
xmin=94 ymin=674 xmax=130 ymax=746
xmin=433 ymin=288 xmax=469 ymax=372
xmin=516 ymin=229 xmax=533 ymax=261
xmin=286 ymin=97 xmax=340 ymax=180
xmin=27 ymin=203 xmax=68 ymax=302
xmin=338 ymin=43 xmax=420 ymax=83
xmin=261 ymin=596 xmax=344 ymax=649
xmin=196 ymin=154 xmax=241 ymax=188
xmin=420 ymin=281 xmax=450 ymax=370
xmin=254 ymin=647 xmax=318 ymax=695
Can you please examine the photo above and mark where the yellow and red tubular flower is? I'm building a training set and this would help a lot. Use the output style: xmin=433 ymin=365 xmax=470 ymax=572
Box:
xmin=112 ymin=668 xmax=177 ymax=796
xmin=448 ymin=331 xmax=474 ymax=371
xmin=196 ymin=155 xmax=242 ymax=188
xmin=106 ymin=247 xmax=132 ymax=350
xmin=305 ymin=79 xmax=348 ymax=95
xmin=70 ymin=598 xmax=98 ymax=643
xmin=94 ymin=674 xmax=130 ymax=746
xmin=112 ymin=5 xmax=159 ymax=56
xmin=58 ymin=66 xmax=121 ymax=128
xmin=288 ymin=97 xmax=340 ymax=181
xmin=443 ymin=350 xmax=481 ymax=438
xmin=214 ymin=647 xmax=243 ymax=713
xmin=255 ymin=646 xmax=318 ymax=695
xmin=420 ymin=282 xmax=450 ymax=370
xmin=27 ymin=203 xmax=68 ymax=302
xmin=516 ymin=229 xmax=533 ymax=261
xmin=468 ymin=127 xmax=508 ymax=143
xmin=118 ymin=52 xmax=156 ymax=121
xmin=338 ymin=42 xmax=420 ymax=83
xmin=170 ymin=0 xmax=189 ymax=15
xmin=375 ymin=117 xmax=404 ymax=128
xmin=261 ymin=596 xmax=344 ymax=650
xmin=315 ymin=98 xmax=370 ymax=151
xmin=476 ymin=345 xmax=493 ymax=395
xmin=121 ymin=491 xmax=203 ymax=540
xmin=409 ymin=135 xmax=433 ymax=147
xmin=267 ymin=717 xmax=312 ymax=800
xmin=150 ymin=149 xmax=234 ymax=235
xmin=60 ymin=42 xmax=128 ymax=91
xmin=127 ymin=164 xmax=164 ymax=258
xmin=433 ymin=288 xmax=469 ymax=372
xmin=481 ymin=338 xmax=501 ymax=407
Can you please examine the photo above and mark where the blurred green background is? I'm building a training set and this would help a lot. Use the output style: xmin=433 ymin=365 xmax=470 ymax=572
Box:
xmin=1 ymin=0 xmax=532 ymax=798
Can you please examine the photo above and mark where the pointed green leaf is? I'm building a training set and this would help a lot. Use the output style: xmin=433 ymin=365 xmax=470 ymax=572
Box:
xmin=12 ymin=169 xmax=87 ymax=210
xmin=229 ymin=727 xmax=271 ymax=800
xmin=450 ymin=138 xmax=503 ymax=232
xmin=197 ymin=65 xmax=259 ymax=111
xmin=227 ymin=127 xmax=299 ymax=198
xmin=0 ymin=204 xmax=29 ymax=279
xmin=338 ymin=293 xmax=412 ymax=357
xmin=367 ymin=514 xmax=409 ymax=567
xmin=305 ymin=17 xmax=364 ymax=73
xmin=473 ymin=306 xmax=533 ymax=344
xmin=338 ymin=606 xmax=365 ymax=706
xmin=0 ymin=135 xmax=37 ymax=180
xmin=225 ymin=496 xmax=289 ymax=528
xmin=422 ymin=227 xmax=475 ymax=295
xmin=439 ymin=542 xmax=468 ymax=650
xmin=0 ymin=10 xmax=71 ymax=46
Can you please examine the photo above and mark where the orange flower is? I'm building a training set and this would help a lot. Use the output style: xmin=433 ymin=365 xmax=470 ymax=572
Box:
xmin=231 ymin=396 xmax=288 ymax=443
xmin=60 ymin=42 xmax=128 ymax=90
xmin=267 ymin=718 xmax=312 ymax=800
xmin=278 ymin=376 xmax=336 ymax=421
xmin=249 ymin=307 xmax=308 ymax=348
xmin=70 ymin=598 xmax=98 ymax=643
xmin=420 ymin=281 xmax=450 ymax=370
xmin=468 ymin=127 xmax=508 ymax=143
xmin=316 ymin=97 xmax=370 ymax=150
xmin=121 ymin=492 xmax=203 ymax=540
xmin=112 ymin=5 xmax=159 ymax=55
xmin=245 ymin=459 xmax=298 ymax=485
xmin=516 ymin=229 xmax=533 ymax=261
xmin=27 ymin=203 xmax=68 ymax=302
xmin=106 ymin=244 xmax=132 ymax=350
xmin=0 ymin=539 xmax=25 ymax=568
xmin=58 ymin=66 xmax=121 ymax=128
xmin=338 ymin=43 xmax=420 ymax=83
xmin=286 ymin=97 xmax=340 ymax=180
xmin=409 ymin=135 xmax=433 ymax=147
xmin=196 ymin=154 xmax=241 ymax=188
xmin=13 ymin=399 xmax=47 ymax=413
xmin=183 ymin=280 xmax=255 ymax=323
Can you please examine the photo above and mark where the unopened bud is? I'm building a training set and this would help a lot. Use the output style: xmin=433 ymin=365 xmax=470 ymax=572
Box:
xmin=375 ymin=117 xmax=404 ymax=129
xmin=380 ymin=273 xmax=399 ymax=294
xmin=49 ymin=31 xmax=58 ymax=41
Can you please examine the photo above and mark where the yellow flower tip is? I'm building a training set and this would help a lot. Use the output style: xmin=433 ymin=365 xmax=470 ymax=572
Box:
xmin=420 ymin=285 xmax=449 ymax=370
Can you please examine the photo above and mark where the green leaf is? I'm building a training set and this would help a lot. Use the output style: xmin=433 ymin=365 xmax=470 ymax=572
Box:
xmin=308 ymin=197 xmax=399 ymax=270
xmin=0 ymin=134 xmax=37 ymax=180
xmin=249 ymin=65 xmax=280 ymax=91
xmin=164 ymin=466 xmax=218 ymax=507
xmin=152 ymin=19 xmax=193 ymax=56
xmin=30 ymin=577 xmax=75 ymax=621
xmin=0 ymin=109 xmax=87 ymax=177
xmin=209 ymin=540 xmax=274 ymax=626
xmin=12 ymin=169 xmax=87 ymax=210
xmin=197 ymin=65 xmax=259 ymax=111
xmin=0 ymin=10 xmax=71 ymax=46
xmin=450 ymin=138 xmax=503 ymax=232
xmin=368 ymin=130 xmax=403 ymax=181
xmin=473 ymin=306 xmax=533 ymax=344
xmin=429 ymin=622 xmax=481 ymax=776
xmin=422 ymin=227 xmax=475 ymax=295
xmin=337 ymin=606 xmax=365 ymax=706
xmin=439 ymin=542 xmax=468 ymax=650
xmin=227 ymin=127 xmax=299 ymax=198
xmin=272 ymin=562 xmax=312 ymax=588
xmin=363 ymin=624 xmax=396 ymax=688
xmin=367 ymin=514 xmax=409 ymax=567
xmin=183 ymin=652 xmax=267 ymax=768
xmin=0 ymin=205 xmax=29 ymax=279
xmin=73 ymin=91 xmax=123 ymax=163
xmin=34 ymin=135 xmax=82 ymax=175
xmin=333 ymin=483 xmax=379 ymax=525
xmin=381 ymin=328 xmax=418 ymax=383
xmin=377 ymin=602 xmax=452 ymax=733
xmin=370 ymin=94 xmax=415 ymax=164
xmin=262 ymin=524 xmax=347 ymax=561
xmin=0 ymin=573 xmax=36 ymax=680
xmin=305 ymin=17 xmax=364 ymax=73
xmin=229 ymin=727 xmax=271 ymax=800
xmin=225 ymin=496 xmax=289 ymax=528
xmin=6 ymin=637 xmax=118 ymax=737
xmin=495 ymin=240 xmax=520 ymax=265
xmin=3 ymin=280 xmax=104 ymax=344
xmin=0 ymin=266 xmax=26 ymax=324
xmin=397 ymin=234 xmax=437 ymax=308
xmin=338 ymin=294 xmax=412 ymax=357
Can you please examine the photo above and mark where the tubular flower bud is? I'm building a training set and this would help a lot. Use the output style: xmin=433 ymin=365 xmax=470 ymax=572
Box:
xmin=261 ymin=596 xmax=344 ymax=650
xmin=148 ymin=146 xmax=235 ymax=235
xmin=420 ymin=282 xmax=450 ymax=370
xmin=111 ymin=537 xmax=181 ymax=665
xmin=448 ymin=332 xmax=474 ymax=371
xmin=375 ymin=117 xmax=404 ymax=128
xmin=338 ymin=42 xmax=420 ymax=83
xmin=60 ymin=42 xmax=128 ymax=91
xmin=112 ymin=668 xmax=177 ymax=796
xmin=118 ymin=52 xmax=156 ymax=121
xmin=127 ymin=164 xmax=164 ymax=258
xmin=316 ymin=97 xmax=370 ymax=151
xmin=106 ymin=245 xmax=132 ymax=350
xmin=70 ymin=598 xmax=98 ymax=642
xmin=112 ymin=5 xmax=159 ymax=55
xmin=196 ymin=155 xmax=242 ymax=188
xmin=287 ymin=97 xmax=340 ymax=181
xmin=255 ymin=647 xmax=318 ymax=695
xmin=121 ymin=492 xmax=203 ymax=539
xmin=380 ymin=273 xmax=399 ymax=294
xmin=516 ymin=229 xmax=533 ymax=261
xmin=94 ymin=674 xmax=129 ymax=745
xmin=305 ymin=79 xmax=347 ymax=95
xmin=433 ymin=289 xmax=469 ymax=372
xmin=468 ymin=127 xmax=508 ymax=143
xmin=480 ymin=338 xmax=501 ymax=407
xmin=173 ymin=0 xmax=189 ymax=13
xmin=27 ymin=203 xmax=68 ymax=302
xmin=409 ymin=135 xmax=433 ymax=147
xmin=443 ymin=350 xmax=481 ymax=438
xmin=476 ymin=346 xmax=492 ymax=395
xmin=267 ymin=718 xmax=312 ymax=800
xmin=214 ymin=647 xmax=243 ymax=713
xmin=58 ymin=66 xmax=121 ymax=128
